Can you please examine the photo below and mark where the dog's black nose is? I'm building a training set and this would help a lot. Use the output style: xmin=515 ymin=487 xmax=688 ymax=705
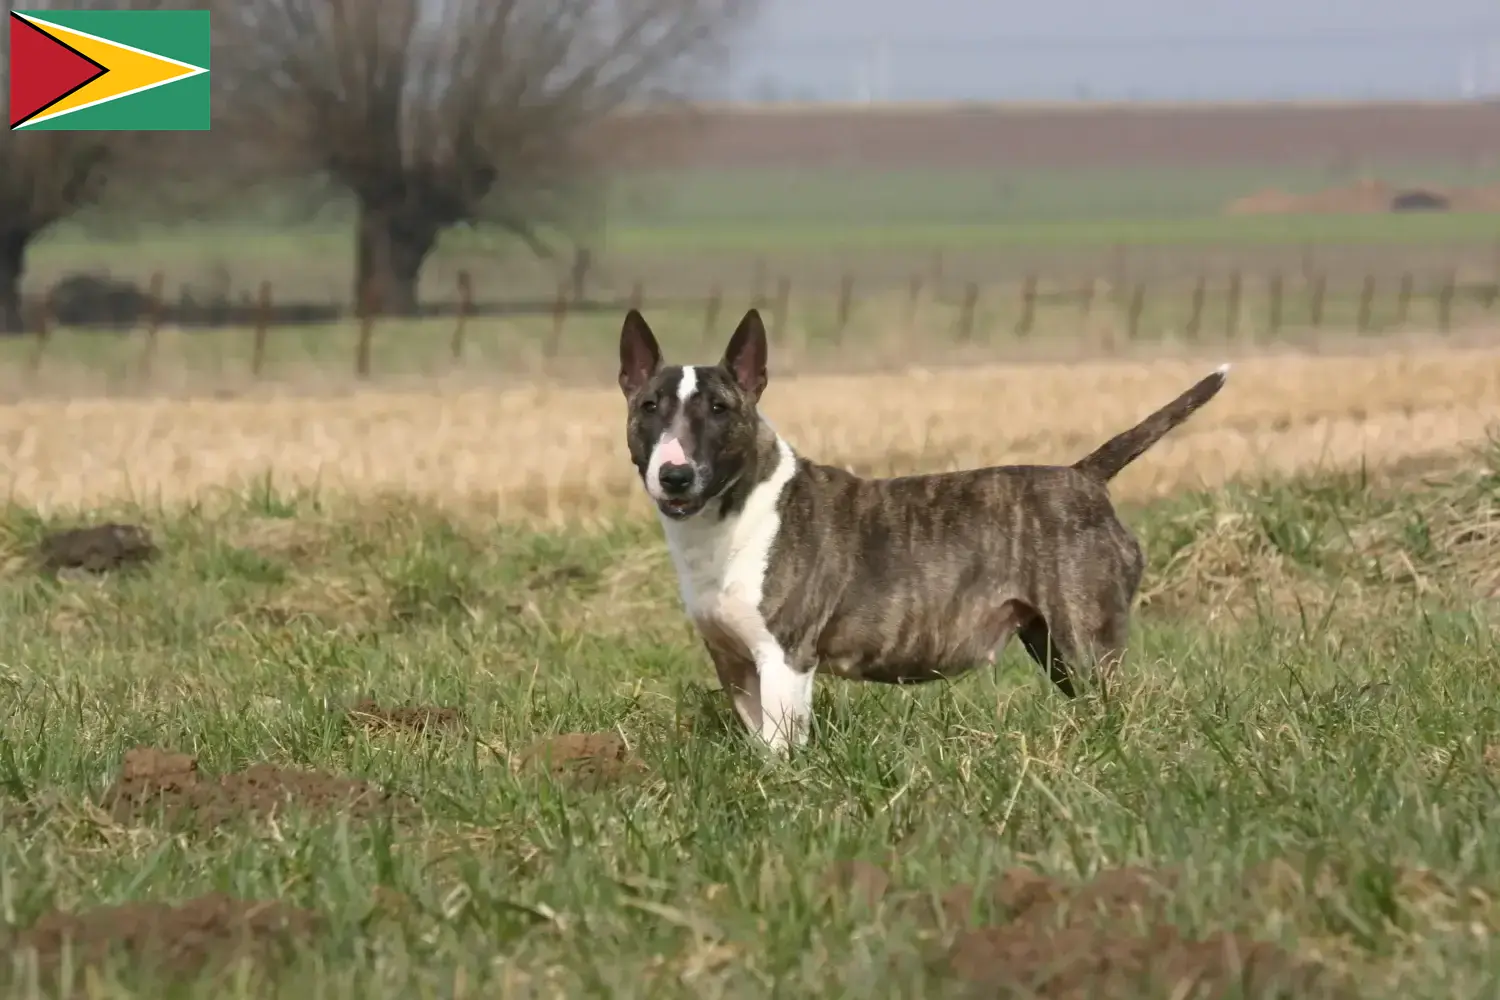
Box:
xmin=659 ymin=463 xmax=695 ymax=495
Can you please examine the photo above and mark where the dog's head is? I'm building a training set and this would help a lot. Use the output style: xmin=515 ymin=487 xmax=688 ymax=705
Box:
xmin=618 ymin=307 xmax=769 ymax=521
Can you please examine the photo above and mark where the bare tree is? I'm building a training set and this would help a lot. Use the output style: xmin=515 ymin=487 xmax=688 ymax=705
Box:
xmin=211 ymin=0 xmax=758 ymax=316
xmin=0 ymin=0 xmax=191 ymax=334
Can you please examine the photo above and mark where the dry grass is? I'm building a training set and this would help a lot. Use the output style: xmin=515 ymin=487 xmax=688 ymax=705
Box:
xmin=4 ymin=340 xmax=1500 ymax=521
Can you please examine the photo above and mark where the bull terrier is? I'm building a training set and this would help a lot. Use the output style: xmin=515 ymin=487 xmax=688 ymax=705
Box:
xmin=618 ymin=307 xmax=1228 ymax=753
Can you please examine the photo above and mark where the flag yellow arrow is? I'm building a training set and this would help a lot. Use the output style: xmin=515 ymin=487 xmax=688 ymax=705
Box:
xmin=18 ymin=14 xmax=206 ymax=126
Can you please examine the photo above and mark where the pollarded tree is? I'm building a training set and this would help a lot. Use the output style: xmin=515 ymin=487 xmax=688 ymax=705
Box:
xmin=211 ymin=0 xmax=759 ymax=316
xmin=0 ymin=0 xmax=193 ymax=334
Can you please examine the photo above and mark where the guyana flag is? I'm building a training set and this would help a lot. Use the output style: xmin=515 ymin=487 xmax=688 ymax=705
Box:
xmin=9 ymin=9 xmax=209 ymax=130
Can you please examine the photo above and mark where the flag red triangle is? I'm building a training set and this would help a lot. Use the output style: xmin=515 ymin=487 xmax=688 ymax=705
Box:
xmin=9 ymin=13 xmax=109 ymax=129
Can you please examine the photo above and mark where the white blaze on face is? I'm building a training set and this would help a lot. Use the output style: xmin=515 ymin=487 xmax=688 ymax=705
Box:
xmin=645 ymin=366 xmax=699 ymax=502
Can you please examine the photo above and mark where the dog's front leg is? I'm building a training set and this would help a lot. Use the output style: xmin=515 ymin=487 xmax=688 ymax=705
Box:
xmin=755 ymin=639 xmax=813 ymax=753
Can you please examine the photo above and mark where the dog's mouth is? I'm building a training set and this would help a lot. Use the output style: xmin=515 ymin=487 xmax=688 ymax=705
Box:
xmin=657 ymin=496 xmax=704 ymax=520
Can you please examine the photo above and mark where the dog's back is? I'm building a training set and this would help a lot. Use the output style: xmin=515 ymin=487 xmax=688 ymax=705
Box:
xmin=757 ymin=368 xmax=1230 ymax=690
xmin=762 ymin=460 xmax=1136 ymax=684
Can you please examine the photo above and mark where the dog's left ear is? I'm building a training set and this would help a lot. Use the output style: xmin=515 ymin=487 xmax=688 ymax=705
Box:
xmin=720 ymin=309 xmax=768 ymax=402
xmin=619 ymin=309 xmax=662 ymax=397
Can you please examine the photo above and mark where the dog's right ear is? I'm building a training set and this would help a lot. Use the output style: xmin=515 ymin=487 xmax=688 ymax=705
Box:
xmin=721 ymin=308 xmax=768 ymax=402
xmin=618 ymin=309 xmax=662 ymax=397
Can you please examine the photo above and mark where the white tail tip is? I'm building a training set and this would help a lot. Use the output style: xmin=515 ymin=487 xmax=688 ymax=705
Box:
xmin=1213 ymin=362 xmax=1231 ymax=377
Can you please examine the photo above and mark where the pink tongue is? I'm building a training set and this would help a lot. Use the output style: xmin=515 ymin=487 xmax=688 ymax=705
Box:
xmin=658 ymin=436 xmax=687 ymax=465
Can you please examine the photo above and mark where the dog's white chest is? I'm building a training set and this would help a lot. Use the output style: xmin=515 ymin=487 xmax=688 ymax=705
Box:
xmin=661 ymin=506 xmax=773 ymax=626
xmin=659 ymin=437 xmax=796 ymax=636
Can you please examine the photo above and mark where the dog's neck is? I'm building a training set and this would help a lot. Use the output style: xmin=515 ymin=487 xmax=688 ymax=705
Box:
xmin=705 ymin=416 xmax=791 ymax=523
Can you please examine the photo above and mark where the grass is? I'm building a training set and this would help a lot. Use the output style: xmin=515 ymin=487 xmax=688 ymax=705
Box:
xmin=19 ymin=162 xmax=1500 ymax=308
xmin=3 ymin=443 xmax=1500 ymax=996
xmin=605 ymin=164 xmax=1500 ymax=229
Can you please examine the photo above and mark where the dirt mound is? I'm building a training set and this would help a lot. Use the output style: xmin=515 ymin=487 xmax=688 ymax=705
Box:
xmin=819 ymin=863 xmax=1337 ymax=997
xmin=942 ymin=866 xmax=1332 ymax=997
xmin=3 ymin=893 xmax=319 ymax=986
xmin=99 ymin=746 xmax=413 ymax=834
xmin=1226 ymin=177 xmax=1500 ymax=215
xmin=37 ymin=523 xmax=157 ymax=575
xmin=515 ymin=732 xmax=647 ymax=790
xmin=346 ymin=699 xmax=464 ymax=735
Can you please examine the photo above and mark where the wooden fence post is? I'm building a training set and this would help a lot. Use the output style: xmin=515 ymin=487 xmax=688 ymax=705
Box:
xmin=1395 ymin=272 xmax=1413 ymax=326
xmin=449 ymin=270 xmax=471 ymax=362
xmin=957 ymin=281 xmax=979 ymax=341
xmin=1079 ymin=276 xmax=1095 ymax=318
xmin=1309 ymin=274 xmax=1326 ymax=328
xmin=1225 ymin=270 xmax=1242 ymax=338
xmin=1356 ymin=274 xmax=1376 ymax=332
xmin=628 ymin=279 xmax=644 ymax=314
xmin=905 ymin=274 xmax=923 ymax=327
xmin=251 ymin=280 xmax=272 ymax=377
xmin=28 ymin=287 xmax=52 ymax=373
xmin=1185 ymin=275 xmax=1206 ymax=339
xmin=1267 ymin=273 xmax=1283 ymax=337
xmin=545 ymin=279 xmax=569 ymax=359
xmin=570 ymin=247 xmax=592 ymax=302
xmin=835 ymin=273 xmax=854 ymax=343
xmin=1437 ymin=272 xmax=1456 ymax=333
xmin=140 ymin=271 xmax=164 ymax=379
xmin=355 ymin=281 xmax=377 ymax=378
xmin=1015 ymin=274 xmax=1037 ymax=336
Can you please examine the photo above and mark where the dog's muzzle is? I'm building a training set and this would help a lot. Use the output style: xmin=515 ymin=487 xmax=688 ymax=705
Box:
xmin=654 ymin=462 xmax=701 ymax=518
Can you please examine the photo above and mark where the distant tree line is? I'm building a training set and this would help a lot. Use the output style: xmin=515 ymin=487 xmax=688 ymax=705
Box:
xmin=0 ymin=0 xmax=758 ymax=332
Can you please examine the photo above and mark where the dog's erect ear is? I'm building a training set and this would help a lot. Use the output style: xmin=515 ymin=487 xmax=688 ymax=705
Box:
xmin=618 ymin=309 xmax=662 ymax=397
xmin=720 ymin=309 xmax=768 ymax=401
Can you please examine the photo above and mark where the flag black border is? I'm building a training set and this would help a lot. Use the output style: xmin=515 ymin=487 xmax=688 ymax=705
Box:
xmin=9 ymin=11 xmax=110 ymax=129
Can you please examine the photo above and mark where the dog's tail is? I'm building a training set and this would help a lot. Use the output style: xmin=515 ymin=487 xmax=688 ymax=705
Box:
xmin=1072 ymin=364 xmax=1230 ymax=483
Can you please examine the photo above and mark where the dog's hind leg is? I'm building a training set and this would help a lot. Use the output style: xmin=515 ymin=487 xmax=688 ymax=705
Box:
xmin=1018 ymin=618 xmax=1080 ymax=698
xmin=1020 ymin=608 xmax=1128 ymax=699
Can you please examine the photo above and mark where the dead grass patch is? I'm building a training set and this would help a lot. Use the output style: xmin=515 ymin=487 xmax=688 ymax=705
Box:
xmin=346 ymin=699 xmax=465 ymax=736
xmin=246 ymin=570 xmax=391 ymax=632
xmin=1137 ymin=439 xmax=1500 ymax=623
xmin=3 ymin=345 xmax=1500 ymax=520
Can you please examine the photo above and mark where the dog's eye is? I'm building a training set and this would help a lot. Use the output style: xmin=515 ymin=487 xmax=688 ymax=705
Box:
xmin=709 ymin=400 xmax=728 ymax=415
xmin=641 ymin=399 xmax=658 ymax=414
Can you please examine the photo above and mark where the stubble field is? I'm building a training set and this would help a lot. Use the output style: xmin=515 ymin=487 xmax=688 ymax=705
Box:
xmin=6 ymin=102 xmax=1500 ymax=997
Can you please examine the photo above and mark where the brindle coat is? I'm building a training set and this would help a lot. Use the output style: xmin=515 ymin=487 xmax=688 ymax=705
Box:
xmin=619 ymin=307 xmax=1227 ymax=747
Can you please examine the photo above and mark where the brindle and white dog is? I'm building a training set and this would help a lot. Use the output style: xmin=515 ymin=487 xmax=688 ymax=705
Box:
xmin=618 ymin=307 xmax=1227 ymax=752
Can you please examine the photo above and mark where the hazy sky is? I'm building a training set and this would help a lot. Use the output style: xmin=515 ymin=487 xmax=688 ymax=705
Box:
xmin=716 ymin=0 xmax=1500 ymax=101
